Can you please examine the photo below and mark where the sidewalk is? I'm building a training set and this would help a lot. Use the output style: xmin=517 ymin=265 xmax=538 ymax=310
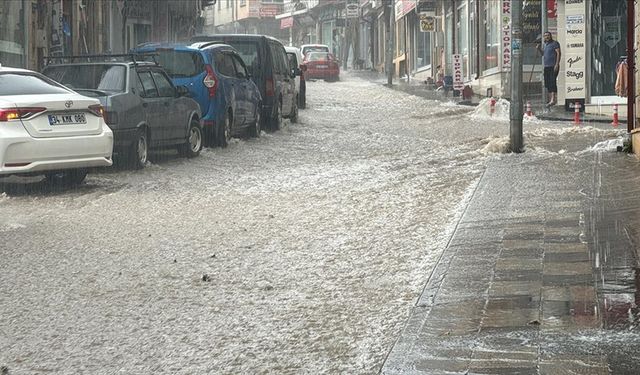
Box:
xmin=345 ymin=69 xmax=624 ymax=125
xmin=380 ymin=134 xmax=640 ymax=373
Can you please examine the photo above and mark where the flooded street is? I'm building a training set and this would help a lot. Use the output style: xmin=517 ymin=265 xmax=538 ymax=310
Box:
xmin=0 ymin=73 xmax=624 ymax=374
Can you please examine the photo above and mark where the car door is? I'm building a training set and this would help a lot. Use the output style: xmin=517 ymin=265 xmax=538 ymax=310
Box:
xmin=269 ymin=42 xmax=293 ymax=116
xmin=231 ymin=52 xmax=253 ymax=125
xmin=215 ymin=51 xmax=243 ymax=128
xmin=151 ymin=69 xmax=183 ymax=141
xmin=136 ymin=69 xmax=166 ymax=143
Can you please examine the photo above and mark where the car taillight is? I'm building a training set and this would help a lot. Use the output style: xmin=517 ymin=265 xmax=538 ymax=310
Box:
xmin=266 ymin=78 xmax=274 ymax=97
xmin=204 ymin=64 xmax=218 ymax=97
xmin=0 ymin=107 xmax=46 ymax=121
xmin=104 ymin=111 xmax=119 ymax=125
xmin=88 ymin=104 xmax=104 ymax=117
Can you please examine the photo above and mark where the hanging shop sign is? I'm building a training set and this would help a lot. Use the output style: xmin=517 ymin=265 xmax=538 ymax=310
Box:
xmin=346 ymin=0 xmax=359 ymax=18
xmin=280 ymin=17 xmax=294 ymax=29
xmin=395 ymin=0 xmax=417 ymax=21
xmin=502 ymin=0 xmax=511 ymax=71
xmin=419 ymin=13 xmax=435 ymax=32
xmin=453 ymin=54 xmax=464 ymax=91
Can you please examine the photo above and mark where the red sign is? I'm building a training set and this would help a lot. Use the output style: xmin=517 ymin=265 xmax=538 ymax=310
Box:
xmin=547 ymin=0 xmax=557 ymax=18
xmin=260 ymin=5 xmax=280 ymax=18
xmin=280 ymin=17 xmax=293 ymax=29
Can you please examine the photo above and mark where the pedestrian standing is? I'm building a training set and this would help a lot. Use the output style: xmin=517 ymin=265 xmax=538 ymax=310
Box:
xmin=536 ymin=31 xmax=561 ymax=107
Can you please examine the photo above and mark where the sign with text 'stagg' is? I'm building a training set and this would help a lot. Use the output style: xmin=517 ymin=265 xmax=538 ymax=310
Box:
xmin=501 ymin=0 xmax=511 ymax=71
xmin=564 ymin=0 xmax=585 ymax=101
xmin=419 ymin=13 xmax=436 ymax=32
xmin=453 ymin=54 xmax=464 ymax=90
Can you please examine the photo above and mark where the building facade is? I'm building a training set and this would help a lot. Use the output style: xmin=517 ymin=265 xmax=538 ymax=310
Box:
xmin=0 ymin=0 xmax=202 ymax=71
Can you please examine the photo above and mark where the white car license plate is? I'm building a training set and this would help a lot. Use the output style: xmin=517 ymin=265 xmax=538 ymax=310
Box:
xmin=48 ymin=113 xmax=86 ymax=125
xmin=317 ymin=65 xmax=328 ymax=69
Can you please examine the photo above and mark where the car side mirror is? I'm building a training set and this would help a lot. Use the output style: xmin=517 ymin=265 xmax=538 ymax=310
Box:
xmin=293 ymin=67 xmax=302 ymax=76
xmin=176 ymin=85 xmax=190 ymax=97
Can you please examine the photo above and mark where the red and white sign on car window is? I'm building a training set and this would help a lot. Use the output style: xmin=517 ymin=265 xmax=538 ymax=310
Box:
xmin=453 ymin=54 xmax=464 ymax=91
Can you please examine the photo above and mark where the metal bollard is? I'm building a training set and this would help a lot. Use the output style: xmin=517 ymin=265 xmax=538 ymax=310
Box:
xmin=526 ymin=101 xmax=532 ymax=117
xmin=490 ymin=97 xmax=496 ymax=117
xmin=612 ymin=103 xmax=619 ymax=127
xmin=573 ymin=102 xmax=581 ymax=125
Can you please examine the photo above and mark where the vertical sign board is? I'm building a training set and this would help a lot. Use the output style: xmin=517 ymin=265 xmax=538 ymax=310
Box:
xmin=564 ymin=0 xmax=586 ymax=108
xmin=453 ymin=54 xmax=464 ymax=91
xmin=502 ymin=0 xmax=512 ymax=71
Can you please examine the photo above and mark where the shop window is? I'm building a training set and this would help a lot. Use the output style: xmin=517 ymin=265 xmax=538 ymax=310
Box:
xmin=416 ymin=31 xmax=431 ymax=69
xmin=483 ymin=1 xmax=499 ymax=71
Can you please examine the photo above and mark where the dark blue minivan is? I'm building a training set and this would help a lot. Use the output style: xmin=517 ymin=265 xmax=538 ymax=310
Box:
xmin=134 ymin=43 xmax=262 ymax=147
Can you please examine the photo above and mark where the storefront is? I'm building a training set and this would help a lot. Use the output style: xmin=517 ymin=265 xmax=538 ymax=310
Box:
xmin=0 ymin=0 xmax=27 ymax=67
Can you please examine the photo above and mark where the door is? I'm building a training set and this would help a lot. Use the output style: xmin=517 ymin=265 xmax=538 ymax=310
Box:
xmin=269 ymin=42 xmax=294 ymax=116
xmin=231 ymin=53 xmax=253 ymax=125
xmin=215 ymin=51 xmax=243 ymax=128
xmin=151 ymin=69 xmax=183 ymax=140
xmin=590 ymin=0 xmax=627 ymax=100
xmin=136 ymin=70 xmax=165 ymax=143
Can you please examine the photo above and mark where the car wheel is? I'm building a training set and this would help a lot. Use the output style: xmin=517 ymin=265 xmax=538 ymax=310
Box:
xmin=129 ymin=128 xmax=148 ymax=169
xmin=290 ymin=96 xmax=298 ymax=123
xmin=218 ymin=112 xmax=232 ymax=148
xmin=45 ymin=169 xmax=88 ymax=187
xmin=270 ymin=101 xmax=282 ymax=131
xmin=249 ymin=107 xmax=261 ymax=138
xmin=178 ymin=119 xmax=203 ymax=158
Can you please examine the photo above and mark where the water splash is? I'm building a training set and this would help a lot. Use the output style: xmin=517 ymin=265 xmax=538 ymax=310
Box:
xmin=469 ymin=97 xmax=511 ymax=121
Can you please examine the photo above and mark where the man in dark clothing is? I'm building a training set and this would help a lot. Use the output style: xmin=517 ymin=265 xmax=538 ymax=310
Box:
xmin=536 ymin=32 xmax=561 ymax=107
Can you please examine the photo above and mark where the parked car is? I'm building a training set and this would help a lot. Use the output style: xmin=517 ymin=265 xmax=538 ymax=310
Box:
xmin=42 ymin=56 xmax=202 ymax=169
xmin=285 ymin=46 xmax=306 ymax=109
xmin=303 ymin=52 xmax=340 ymax=82
xmin=191 ymin=34 xmax=298 ymax=129
xmin=0 ymin=65 xmax=113 ymax=186
xmin=300 ymin=44 xmax=330 ymax=58
xmin=133 ymin=43 xmax=262 ymax=147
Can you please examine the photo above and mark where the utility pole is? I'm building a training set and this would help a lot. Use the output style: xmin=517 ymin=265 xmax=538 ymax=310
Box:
xmin=541 ymin=0 xmax=547 ymax=106
xmin=384 ymin=0 xmax=393 ymax=86
xmin=627 ymin=0 xmax=635 ymax=133
xmin=510 ymin=0 xmax=523 ymax=153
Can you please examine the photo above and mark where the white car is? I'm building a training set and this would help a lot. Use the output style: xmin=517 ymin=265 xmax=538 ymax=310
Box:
xmin=0 ymin=65 xmax=113 ymax=186
xmin=285 ymin=46 xmax=306 ymax=109
xmin=300 ymin=44 xmax=330 ymax=58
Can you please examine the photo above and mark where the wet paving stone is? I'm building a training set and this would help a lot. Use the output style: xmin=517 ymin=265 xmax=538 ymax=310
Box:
xmin=500 ymin=247 xmax=544 ymax=259
xmin=542 ymin=274 xmax=594 ymax=286
xmin=487 ymin=296 xmax=540 ymax=310
xmin=544 ymin=242 xmax=589 ymax=253
xmin=482 ymin=308 xmax=541 ymax=328
xmin=544 ymin=251 xmax=591 ymax=263
xmin=489 ymin=281 xmax=543 ymax=297
xmin=495 ymin=258 xmax=543 ymax=272
xmin=544 ymin=262 xmax=592 ymax=276
xmin=494 ymin=269 xmax=543 ymax=282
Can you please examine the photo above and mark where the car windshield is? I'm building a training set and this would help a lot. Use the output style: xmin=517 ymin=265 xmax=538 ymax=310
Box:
xmin=43 ymin=64 xmax=127 ymax=92
xmin=308 ymin=52 xmax=330 ymax=61
xmin=303 ymin=46 xmax=329 ymax=55
xmin=0 ymin=73 xmax=70 ymax=95
xmin=152 ymin=50 xmax=204 ymax=78
xmin=224 ymin=41 xmax=259 ymax=73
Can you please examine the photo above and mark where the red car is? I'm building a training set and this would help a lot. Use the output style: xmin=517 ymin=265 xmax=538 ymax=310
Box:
xmin=303 ymin=52 xmax=340 ymax=82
